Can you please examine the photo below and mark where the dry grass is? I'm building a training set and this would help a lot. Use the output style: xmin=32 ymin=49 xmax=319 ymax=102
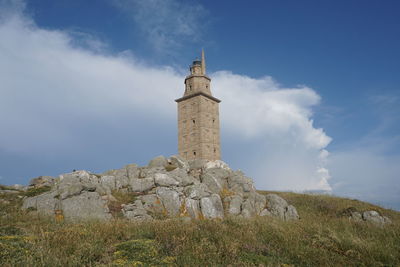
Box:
xmin=0 ymin=190 xmax=399 ymax=266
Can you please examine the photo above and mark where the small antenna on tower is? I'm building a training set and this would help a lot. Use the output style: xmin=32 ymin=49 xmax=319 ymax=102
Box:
xmin=201 ymin=48 xmax=206 ymax=74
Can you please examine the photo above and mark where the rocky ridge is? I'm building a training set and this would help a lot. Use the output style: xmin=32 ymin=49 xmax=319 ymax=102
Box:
xmin=20 ymin=155 xmax=300 ymax=222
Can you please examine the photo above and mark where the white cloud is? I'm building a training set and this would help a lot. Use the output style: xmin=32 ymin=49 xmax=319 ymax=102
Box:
xmin=0 ymin=5 xmax=332 ymax=191
xmin=212 ymin=72 xmax=332 ymax=191
xmin=112 ymin=0 xmax=208 ymax=52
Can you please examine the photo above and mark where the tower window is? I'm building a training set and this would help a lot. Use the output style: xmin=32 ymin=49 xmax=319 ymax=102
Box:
xmin=193 ymin=151 xmax=196 ymax=156
xmin=192 ymin=119 xmax=196 ymax=124
xmin=212 ymin=119 xmax=215 ymax=123
xmin=214 ymin=148 xmax=216 ymax=153
xmin=206 ymin=85 xmax=208 ymax=89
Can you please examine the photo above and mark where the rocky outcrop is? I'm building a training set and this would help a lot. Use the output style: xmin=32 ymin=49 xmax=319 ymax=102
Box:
xmin=349 ymin=210 xmax=392 ymax=226
xmin=21 ymin=156 xmax=300 ymax=222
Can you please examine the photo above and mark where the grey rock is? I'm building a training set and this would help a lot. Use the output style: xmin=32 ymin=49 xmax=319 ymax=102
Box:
xmin=139 ymin=194 xmax=164 ymax=214
xmin=74 ymin=171 xmax=100 ymax=185
xmin=241 ymin=193 xmax=266 ymax=218
xmin=130 ymin=178 xmax=155 ymax=192
xmin=203 ymin=160 xmax=231 ymax=171
xmin=241 ymin=199 xmax=255 ymax=218
xmin=148 ymin=155 xmax=168 ymax=169
xmin=122 ymin=200 xmax=143 ymax=211
xmin=156 ymin=187 xmax=181 ymax=216
xmin=349 ymin=211 xmax=363 ymax=222
xmin=204 ymin=167 xmax=230 ymax=181
xmin=285 ymin=205 xmax=300 ymax=221
xmin=138 ymin=167 xmax=165 ymax=179
xmin=226 ymin=195 xmax=242 ymax=215
xmin=227 ymin=172 xmax=254 ymax=193
xmin=201 ymin=173 xmax=224 ymax=194
xmin=59 ymin=171 xmax=100 ymax=193
xmin=362 ymin=210 xmax=392 ymax=226
xmin=168 ymin=155 xmax=189 ymax=172
xmin=229 ymin=184 xmax=245 ymax=196
xmin=102 ymin=168 xmax=127 ymax=179
xmin=122 ymin=200 xmax=152 ymax=220
xmin=169 ymin=168 xmax=197 ymax=186
xmin=154 ymin=173 xmax=179 ymax=187
xmin=125 ymin=163 xmax=140 ymax=179
xmin=260 ymin=209 xmax=272 ymax=217
xmin=95 ymin=184 xmax=111 ymax=196
xmin=188 ymin=159 xmax=208 ymax=170
xmin=60 ymin=183 xmax=84 ymax=200
xmin=265 ymin=194 xmax=288 ymax=219
xmin=100 ymin=176 xmax=116 ymax=191
xmin=62 ymin=191 xmax=112 ymax=221
xmin=265 ymin=194 xmax=299 ymax=221
xmin=200 ymin=194 xmax=224 ymax=219
xmin=185 ymin=198 xmax=201 ymax=219
xmin=22 ymin=190 xmax=59 ymax=217
xmin=115 ymin=176 xmax=130 ymax=190
xmin=184 ymin=183 xmax=211 ymax=200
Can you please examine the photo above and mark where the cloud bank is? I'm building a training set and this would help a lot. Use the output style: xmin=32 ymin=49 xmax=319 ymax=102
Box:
xmin=0 ymin=3 xmax=331 ymax=191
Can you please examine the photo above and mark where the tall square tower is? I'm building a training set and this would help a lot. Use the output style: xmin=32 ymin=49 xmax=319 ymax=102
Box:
xmin=175 ymin=50 xmax=221 ymax=161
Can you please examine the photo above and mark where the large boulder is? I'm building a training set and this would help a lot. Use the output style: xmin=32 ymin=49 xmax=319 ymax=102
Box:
xmin=169 ymin=168 xmax=198 ymax=186
xmin=168 ymin=155 xmax=189 ymax=172
xmin=139 ymin=194 xmax=164 ymax=214
xmin=122 ymin=200 xmax=152 ymax=221
xmin=148 ymin=155 xmax=168 ymax=169
xmin=125 ymin=163 xmax=140 ymax=180
xmin=154 ymin=173 xmax=179 ymax=187
xmin=264 ymin=194 xmax=299 ymax=221
xmin=241 ymin=192 xmax=266 ymax=218
xmin=200 ymin=194 xmax=224 ymax=219
xmin=22 ymin=190 xmax=59 ymax=217
xmin=184 ymin=183 xmax=211 ymax=200
xmin=201 ymin=172 xmax=225 ymax=194
xmin=362 ymin=210 xmax=392 ymax=226
xmin=185 ymin=198 xmax=201 ymax=219
xmin=156 ymin=187 xmax=181 ymax=216
xmin=225 ymin=195 xmax=243 ymax=215
xmin=62 ymin=191 xmax=112 ymax=221
xmin=130 ymin=178 xmax=155 ymax=192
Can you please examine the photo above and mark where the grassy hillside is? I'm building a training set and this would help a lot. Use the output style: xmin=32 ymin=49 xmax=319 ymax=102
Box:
xmin=0 ymin=189 xmax=399 ymax=266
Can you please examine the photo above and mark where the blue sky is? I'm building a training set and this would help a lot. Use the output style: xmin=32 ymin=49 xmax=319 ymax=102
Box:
xmin=0 ymin=0 xmax=399 ymax=210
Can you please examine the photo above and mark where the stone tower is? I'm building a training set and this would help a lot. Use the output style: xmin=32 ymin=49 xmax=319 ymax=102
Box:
xmin=175 ymin=50 xmax=221 ymax=161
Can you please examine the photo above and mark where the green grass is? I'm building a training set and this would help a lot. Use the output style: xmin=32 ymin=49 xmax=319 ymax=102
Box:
xmin=0 ymin=190 xmax=399 ymax=266
xmin=23 ymin=186 xmax=52 ymax=197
